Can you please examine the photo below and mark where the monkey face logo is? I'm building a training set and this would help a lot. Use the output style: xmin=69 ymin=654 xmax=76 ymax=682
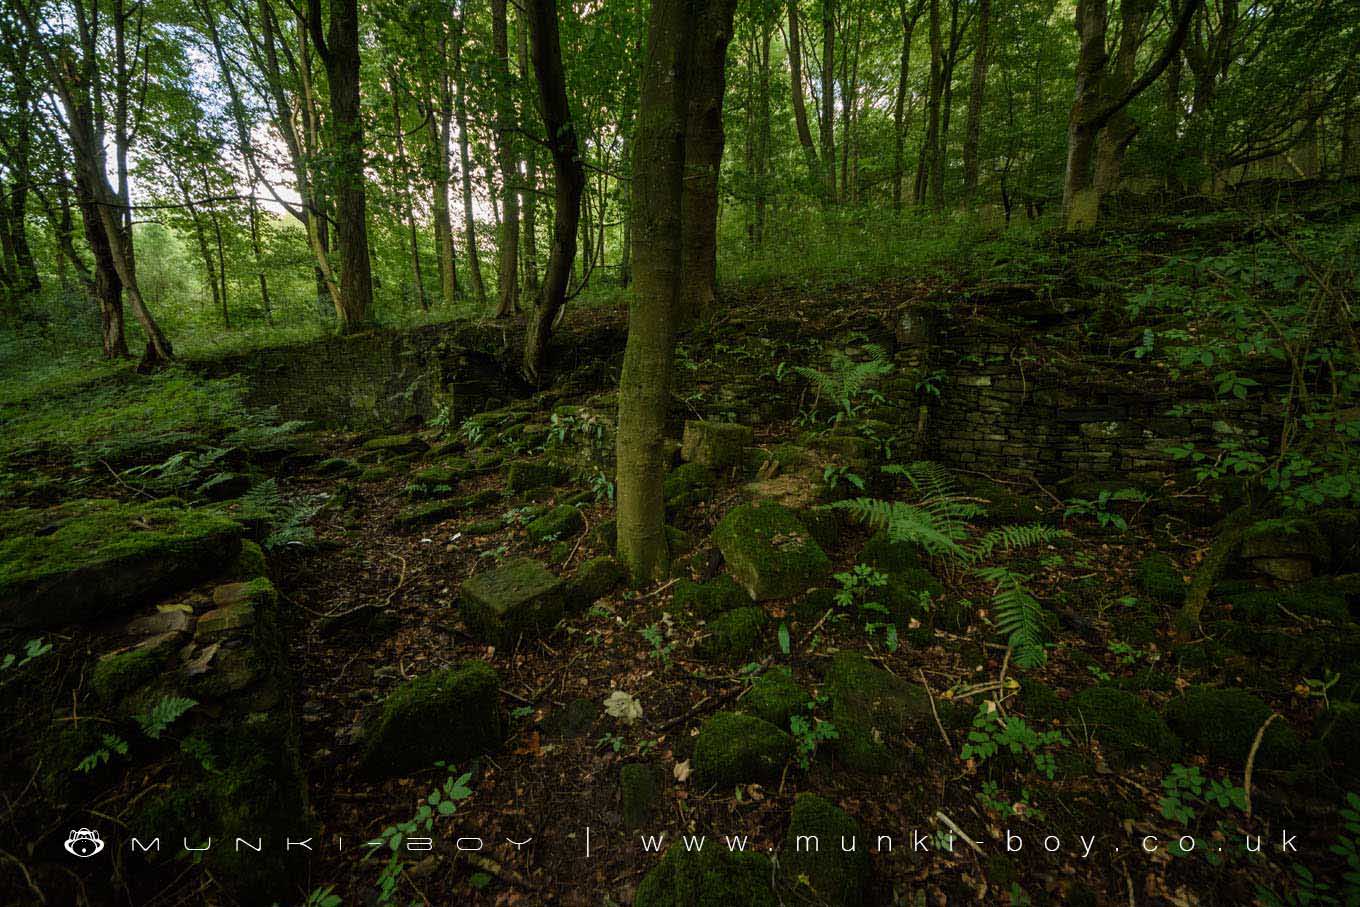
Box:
xmin=65 ymin=828 xmax=104 ymax=858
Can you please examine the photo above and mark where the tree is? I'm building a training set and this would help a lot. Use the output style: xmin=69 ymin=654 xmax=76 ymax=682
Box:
xmin=522 ymin=0 xmax=586 ymax=384
xmin=305 ymin=0 xmax=375 ymax=330
xmin=492 ymin=0 xmax=521 ymax=318
xmin=616 ymin=0 xmax=738 ymax=580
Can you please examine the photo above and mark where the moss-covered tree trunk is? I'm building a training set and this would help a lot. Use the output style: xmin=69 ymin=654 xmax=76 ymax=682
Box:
xmin=492 ymin=0 xmax=520 ymax=318
xmin=617 ymin=0 xmax=736 ymax=581
xmin=522 ymin=0 xmax=585 ymax=384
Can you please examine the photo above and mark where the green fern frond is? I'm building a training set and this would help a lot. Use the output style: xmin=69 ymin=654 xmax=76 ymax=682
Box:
xmin=977 ymin=566 xmax=1048 ymax=668
xmin=830 ymin=498 xmax=967 ymax=558
xmin=970 ymin=524 xmax=1068 ymax=562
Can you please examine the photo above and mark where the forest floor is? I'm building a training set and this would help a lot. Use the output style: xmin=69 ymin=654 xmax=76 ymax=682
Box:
xmin=2 ymin=197 xmax=1359 ymax=907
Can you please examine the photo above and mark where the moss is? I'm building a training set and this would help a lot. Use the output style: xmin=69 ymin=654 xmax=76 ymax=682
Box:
xmin=357 ymin=465 xmax=396 ymax=482
xmin=825 ymin=652 xmax=932 ymax=773
xmin=539 ymin=697 xmax=597 ymax=739
xmin=1162 ymin=686 xmax=1302 ymax=769
xmin=1113 ymin=606 xmax=1161 ymax=646
xmin=779 ymin=793 xmax=871 ymax=907
xmin=692 ymin=712 xmax=792 ymax=786
xmin=359 ymin=661 xmax=502 ymax=777
xmin=1068 ymin=686 xmax=1181 ymax=767
xmin=526 ymin=504 xmax=584 ymax=543
xmin=634 ymin=843 xmax=777 ymax=907
xmin=1211 ymin=622 xmax=1327 ymax=674
xmin=1222 ymin=588 xmax=1348 ymax=624
xmin=712 ymin=504 xmax=831 ymax=601
xmin=228 ymin=539 xmax=267 ymax=581
xmin=696 ymin=607 xmax=768 ymax=663
xmin=360 ymin=433 xmax=428 ymax=454
xmin=1017 ymin=680 xmax=1065 ymax=721
xmin=466 ymin=518 xmax=504 ymax=536
xmin=460 ymin=557 xmax=565 ymax=644
xmin=674 ymin=574 xmax=751 ymax=619
xmin=405 ymin=463 xmax=468 ymax=499
xmin=742 ymin=668 xmax=806 ymax=728
xmin=1241 ymin=517 xmax=1329 ymax=562
xmin=681 ymin=420 xmax=754 ymax=469
xmin=565 ymin=557 xmax=628 ymax=611
xmin=880 ymin=567 xmax=945 ymax=628
xmin=92 ymin=648 xmax=165 ymax=703
xmin=858 ymin=530 xmax=923 ymax=574
xmin=394 ymin=489 xmax=500 ymax=528
xmin=665 ymin=463 xmax=717 ymax=509
xmin=0 ymin=499 xmax=242 ymax=628
xmin=1135 ymin=553 xmax=1186 ymax=605
xmin=506 ymin=460 xmax=567 ymax=493
xmin=1317 ymin=703 xmax=1360 ymax=782
xmin=621 ymin=762 xmax=665 ymax=828
xmin=961 ymin=478 xmax=1048 ymax=525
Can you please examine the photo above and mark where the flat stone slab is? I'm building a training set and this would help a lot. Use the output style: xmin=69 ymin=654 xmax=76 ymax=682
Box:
xmin=0 ymin=499 xmax=242 ymax=629
xmin=681 ymin=420 xmax=753 ymax=469
xmin=711 ymin=503 xmax=831 ymax=600
xmin=460 ymin=557 xmax=565 ymax=644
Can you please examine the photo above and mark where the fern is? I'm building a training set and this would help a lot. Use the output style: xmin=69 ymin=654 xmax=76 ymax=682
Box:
xmin=830 ymin=461 xmax=1065 ymax=666
xmin=240 ymin=479 xmax=322 ymax=550
xmin=793 ymin=347 xmax=893 ymax=421
xmin=977 ymin=567 xmax=1048 ymax=669
xmin=136 ymin=696 xmax=197 ymax=739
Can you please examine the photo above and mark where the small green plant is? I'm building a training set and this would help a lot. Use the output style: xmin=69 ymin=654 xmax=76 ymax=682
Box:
xmin=789 ymin=698 xmax=838 ymax=770
xmin=978 ymin=780 xmax=1046 ymax=822
xmin=1158 ymin=763 xmax=1246 ymax=826
xmin=1062 ymin=488 xmax=1149 ymax=532
xmin=368 ymin=761 xmax=473 ymax=905
xmin=1298 ymin=670 xmax=1341 ymax=709
xmin=640 ymin=623 xmax=674 ymax=667
xmin=596 ymin=732 xmax=625 ymax=753
xmin=833 ymin=564 xmax=898 ymax=652
xmin=1 ymin=637 xmax=52 ymax=671
xmin=793 ymin=345 xmax=893 ymax=423
xmin=136 ymin=696 xmax=197 ymax=740
xmin=76 ymin=733 xmax=129 ymax=773
xmin=960 ymin=704 xmax=1067 ymax=780
xmin=822 ymin=464 xmax=865 ymax=493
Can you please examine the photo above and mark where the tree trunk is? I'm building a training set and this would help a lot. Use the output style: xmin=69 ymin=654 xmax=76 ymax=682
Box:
xmin=819 ymin=0 xmax=837 ymax=200
xmin=391 ymin=79 xmax=429 ymax=311
xmin=915 ymin=0 xmax=942 ymax=205
xmin=493 ymin=0 xmax=520 ymax=317
xmin=785 ymin=0 xmax=822 ymax=191
xmin=522 ymin=0 xmax=586 ymax=384
xmin=453 ymin=17 xmax=488 ymax=305
xmin=753 ymin=26 xmax=772 ymax=244
xmin=892 ymin=0 xmax=921 ymax=211
xmin=677 ymin=0 xmax=738 ymax=324
xmin=519 ymin=14 xmax=540 ymax=304
xmin=425 ymin=40 xmax=460 ymax=305
xmin=962 ymin=0 xmax=991 ymax=197
xmin=617 ymin=0 xmax=703 ymax=581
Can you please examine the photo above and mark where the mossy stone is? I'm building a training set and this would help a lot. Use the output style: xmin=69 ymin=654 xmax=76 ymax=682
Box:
xmin=712 ymin=504 xmax=831 ymax=601
xmin=1223 ymin=588 xmax=1348 ymax=624
xmin=228 ymin=539 xmax=267 ymax=581
xmin=621 ymin=762 xmax=665 ymax=828
xmin=506 ymin=460 xmax=567 ymax=493
xmin=1068 ymin=686 xmax=1180 ymax=767
xmin=692 ymin=712 xmax=792 ymax=786
xmin=526 ymin=504 xmax=584 ymax=543
xmin=565 ymin=557 xmax=628 ymax=611
xmin=0 ymin=499 xmax=243 ymax=628
xmin=674 ymin=574 xmax=751 ymax=619
xmin=460 ymin=557 xmax=565 ymax=644
xmin=1017 ymin=680 xmax=1064 ymax=721
xmin=859 ymin=530 xmax=923 ymax=574
xmin=405 ymin=464 xmax=466 ymax=499
xmin=1135 ymin=553 xmax=1186 ymax=605
xmin=1113 ymin=606 xmax=1161 ymax=646
xmin=779 ymin=793 xmax=871 ymax=907
xmin=1241 ymin=517 xmax=1329 ymax=562
xmin=665 ymin=463 xmax=717 ymax=508
xmin=742 ymin=668 xmax=806 ymax=728
xmin=696 ymin=607 xmax=768 ymax=663
xmin=880 ymin=567 xmax=945 ymax=627
xmin=681 ymin=420 xmax=754 ymax=469
xmin=824 ymin=652 xmax=932 ymax=773
xmin=314 ymin=457 xmax=362 ymax=478
xmin=634 ymin=843 xmax=777 ymax=907
xmin=357 ymin=465 xmax=396 ymax=483
xmin=360 ymin=433 xmax=428 ymax=455
xmin=1162 ymin=686 xmax=1302 ymax=769
xmin=92 ymin=647 xmax=165 ymax=702
xmin=359 ymin=661 xmax=502 ymax=777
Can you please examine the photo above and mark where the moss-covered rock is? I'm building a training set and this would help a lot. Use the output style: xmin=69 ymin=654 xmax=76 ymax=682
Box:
xmin=526 ymin=504 xmax=584 ymax=543
xmin=673 ymin=574 xmax=751 ymax=619
xmin=1316 ymin=508 xmax=1360 ymax=572
xmin=681 ymin=420 xmax=754 ymax=469
xmin=228 ymin=539 xmax=267 ymax=581
xmin=692 ymin=712 xmax=792 ymax=786
xmin=394 ymin=489 xmax=500 ymax=528
xmin=1135 ymin=553 xmax=1186 ymax=605
xmin=359 ymin=661 xmax=502 ymax=777
xmin=360 ymin=433 xmax=428 ymax=455
xmin=196 ymin=577 xmax=276 ymax=643
xmin=742 ymin=668 xmax=806 ymax=728
xmin=1162 ymin=687 xmax=1302 ymax=769
xmin=696 ymin=607 xmax=768 ymax=662
xmin=405 ymin=463 xmax=469 ymax=499
xmin=665 ymin=463 xmax=717 ymax=509
xmin=460 ymin=558 xmax=565 ymax=644
xmin=92 ymin=647 xmax=165 ymax=702
xmin=859 ymin=531 xmax=923 ymax=574
xmin=0 ymin=499 xmax=243 ymax=628
xmin=565 ymin=557 xmax=628 ymax=611
xmin=1241 ymin=517 xmax=1329 ymax=581
xmin=779 ymin=794 xmax=871 ymax=907
xmin=314 ymin=457 xmax=362 ymax=478
xmin=1068 ymin=686 xmax=1180 ymax=767
xmin=621 ymin=762 xmax=665 ymax=828
xmin=634 ymin=842 xmax=777 ymax=907
xmin=1223 ymin=587 xmax=1348 ymax=624
xmin=880 ymin=567 xmax=945 ymax=628
xmin=506 ymin=460 xmax=567 ymax=493
xmin=1017 ymin=680 xmax=1065 ymax=721
xmin=712 ymin=504 xmax=831 ymax=601
xmin=357 ymin=465 xmax=397 ymax=483
xmin=825 ymin=652 xmax=932 ymax=773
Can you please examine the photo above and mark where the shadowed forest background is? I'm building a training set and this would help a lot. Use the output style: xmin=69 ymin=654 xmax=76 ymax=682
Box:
xmin=1 ymin=0 xmax=1360 ymax=904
